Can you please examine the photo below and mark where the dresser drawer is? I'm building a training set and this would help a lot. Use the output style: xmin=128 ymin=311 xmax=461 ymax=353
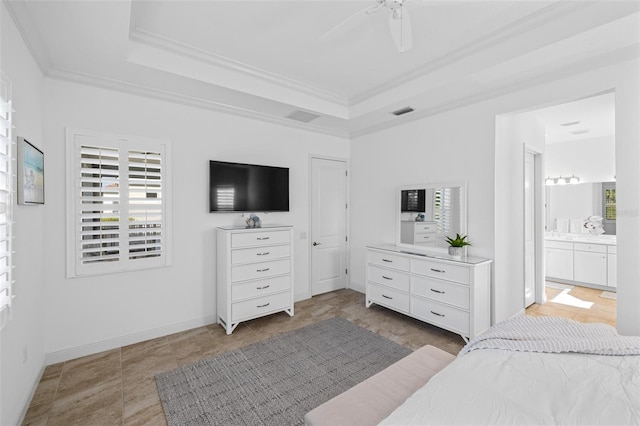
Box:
xmin=414 ymin=233 xmax=435 ymax=244
xmin=368 ymin=250 xmax=410 ymax=271
xmin=368 ymin=283 xmax=410 ymax=313
xmin=415 ymin=223 xmax=437 ymax=233
xmin=411 ymin=258 xmax=470 ymax=284
xmin=232 ymin=291 xmax=291 ymax=321
xmin=412 ymin=275 xmax=469 ymax=310
xmin=231 ymin=275 xmax=291 ymax=301
xmin=368 ymin=265 xmax=410 ymax=292
xmin=231 ymin=259 xmax=290 ymax=282
xmin=573 ymin=242 xmax=607 ymax=253
xmin=231 ymin=230 xmax=290 ymax=248
xmin=231 ymin=244 xmax=291 ymax=264
xmin=411 ymin=297 xmax=470 ymax=335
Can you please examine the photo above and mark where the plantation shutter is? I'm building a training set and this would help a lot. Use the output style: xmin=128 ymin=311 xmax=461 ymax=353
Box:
xmin=0 ymin=74 xmax=14 ymax=329
xmin=434 ymin=188 xmax=452 ymax=235
xmin=128 ymin=150 xmax=163 ymax=260
xmin=68 ymin=130 xmax=170 ymax=277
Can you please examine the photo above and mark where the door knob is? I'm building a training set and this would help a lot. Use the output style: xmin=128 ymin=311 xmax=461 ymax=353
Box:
xmin=313 ymin=242 xmax=321 ymax=246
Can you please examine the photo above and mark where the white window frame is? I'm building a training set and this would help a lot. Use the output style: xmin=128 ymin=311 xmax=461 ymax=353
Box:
xmin=66 ymin=128 xmax=172 ymax=278
xmin=0 ymin=73 xmax=14 ymax=329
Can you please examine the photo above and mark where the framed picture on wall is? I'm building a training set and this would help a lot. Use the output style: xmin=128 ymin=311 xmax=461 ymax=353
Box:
xmin=17 ymin=137 xmax=44 ymax=205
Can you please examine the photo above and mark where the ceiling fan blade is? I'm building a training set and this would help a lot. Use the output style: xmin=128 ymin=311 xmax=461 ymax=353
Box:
xmin=389 ymin=4 xmax=413 ymax=52
xmin=320 ymin=2 xmax=384 ymax=42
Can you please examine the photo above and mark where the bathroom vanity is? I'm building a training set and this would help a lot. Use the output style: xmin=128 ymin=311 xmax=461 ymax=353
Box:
xmin=545 ymin=234 xmax=616 ymax=290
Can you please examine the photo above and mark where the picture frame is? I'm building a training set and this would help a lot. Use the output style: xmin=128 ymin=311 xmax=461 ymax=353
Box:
xmin=17 ymin=137 xmax=44 ymax=205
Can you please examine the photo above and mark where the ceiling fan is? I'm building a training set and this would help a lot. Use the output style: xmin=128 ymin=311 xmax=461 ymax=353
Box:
xmin=320 ymin=0 xmax=413 ymax=53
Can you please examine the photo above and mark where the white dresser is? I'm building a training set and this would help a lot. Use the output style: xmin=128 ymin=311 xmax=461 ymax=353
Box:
xmin=366 ymin=245 xmax=491 ymax=341
xmin=217 ymin=226 xmax=294 ymax=334
xmin=400 ymin=221 xmax=437 ymax=246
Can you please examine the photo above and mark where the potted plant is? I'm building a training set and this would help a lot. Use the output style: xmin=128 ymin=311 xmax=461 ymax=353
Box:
xmin=445 ymin=233 xmax=471 ymax=258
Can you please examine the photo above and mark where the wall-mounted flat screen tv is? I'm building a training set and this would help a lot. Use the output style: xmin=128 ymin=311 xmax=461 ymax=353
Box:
xmin=209 ymin=160 xmax=289 ymax=212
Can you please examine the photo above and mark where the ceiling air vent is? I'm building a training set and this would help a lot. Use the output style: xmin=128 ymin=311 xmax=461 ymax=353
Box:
xmin=560 ymin=121 xmax=581 ymax=127
xmin=391 ymin=106 xmax=414 ymax=116
xmin=286 ymin=110 xmax=320 ymax=123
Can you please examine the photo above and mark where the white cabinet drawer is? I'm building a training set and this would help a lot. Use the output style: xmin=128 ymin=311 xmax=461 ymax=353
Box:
xmin=414 ymin=233 xmax=435 ymax=244
xmin=368 ymin=283 xmax=410 ymax=313
xmin=608 ymin=245 xmax=617 ymax=254
xmin=368 ymin=265 xmax=410 ymax=292
xmin=231 ymin=259 xmax=290 ymax=282
xmin=415 ymin=223 xmax=437 ymax=233
xmin=574 ymin=242 xmax=607 ymax=253
xmin=231 ymin=275 xmax=291 ymax=301
xmin=411 ymin=297 xmax=470 ymax=336
xmin=232 ymin=291 xmax=291 ymax=321
xmin=412 ymin=275 xmax=469 ymax=310
xmin=545 ymin=240 xmax=573 ymax=250
xmin=411 ymin=258 xmax=470 ymax=285
xmin=368 ymin=250 xmax=410 ymax=271
xmin=231 ymin=244 xmax=291 ymax=264
xmin=231 ymin=230 xmax=290 ymax=248
xmin=574 ymin=251 xmax=607 ymax=286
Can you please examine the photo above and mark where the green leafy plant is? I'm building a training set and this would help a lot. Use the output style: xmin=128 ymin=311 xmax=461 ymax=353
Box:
xmin=445 ymin=233 xmax=471 ymax=247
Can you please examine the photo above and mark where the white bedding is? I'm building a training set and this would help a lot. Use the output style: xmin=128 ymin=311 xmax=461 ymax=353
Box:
xmin=380 ymin=318 xmax=640 ymax=426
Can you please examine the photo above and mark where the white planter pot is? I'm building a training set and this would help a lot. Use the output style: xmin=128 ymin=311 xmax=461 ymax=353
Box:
xmin=448 ymin=246 xmax=464 ymax=258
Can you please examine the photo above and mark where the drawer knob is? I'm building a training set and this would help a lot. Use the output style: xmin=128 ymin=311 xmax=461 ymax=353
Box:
xmin=257 ymin=285 xmax=270 ymax=290
xmin=257 ymin=302 xmax=270 ymax=308
xmin=430 ymin=268 xmax=445 ymax=273
xmin=382 ymin=275 xmax=393 ymax=280
xmin=382 ymin=295 xmax=393 ymax=300
xmin=257 ymin=252 xmax=270 ymax=256
xmin=257 ymin=237 xmax=270 ymax=241
xmin=382 ymin=258 xmax=393 ymax=263
xmin=257 ymin=268 xmax=270 ymax=272
xmin=430 ymin=288 xmax=445 ymax=294
xmin=431 ymin=310 xmax=445 ymax=317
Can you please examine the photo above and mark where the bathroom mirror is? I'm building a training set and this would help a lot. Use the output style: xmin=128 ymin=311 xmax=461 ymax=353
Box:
xmin=396 ymin=182 xmax=467 ymax=253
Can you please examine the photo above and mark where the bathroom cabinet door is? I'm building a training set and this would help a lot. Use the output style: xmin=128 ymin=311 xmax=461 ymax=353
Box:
xmin=574 ymin=251 xmax=607 ymax=286
xmin=607 ymin=254 xmax=617 ymax=288
xmin=545 ymin=248 xmax=573 ymax=280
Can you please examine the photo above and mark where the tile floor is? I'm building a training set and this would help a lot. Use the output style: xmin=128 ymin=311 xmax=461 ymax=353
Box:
xmin=23 ymin=284 xmax=616 ymax=425
xmin=22 ymin=289 xmax=466 ymax=426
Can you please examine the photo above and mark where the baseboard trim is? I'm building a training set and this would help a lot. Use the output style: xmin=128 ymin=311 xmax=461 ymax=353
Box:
xmin=15 ymin=363 xmax=46 ymax=426
xmin=46 ymin=314 xmax=217 ymax=365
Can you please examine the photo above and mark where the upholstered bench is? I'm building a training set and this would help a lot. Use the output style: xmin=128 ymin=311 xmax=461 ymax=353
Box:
xmin=304 ymin=345 xmax=456 ymax=426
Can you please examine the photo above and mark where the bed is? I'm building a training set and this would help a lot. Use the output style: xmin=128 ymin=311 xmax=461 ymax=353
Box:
xmin=306 ymin=316 xmax=640 ymax=426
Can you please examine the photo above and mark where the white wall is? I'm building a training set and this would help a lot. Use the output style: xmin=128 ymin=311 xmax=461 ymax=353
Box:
xmin=42 ymin=79 xmax=349 ymax=361
xmin=545 ymin=136 xmax=615 ymax=183
xmin=352 ymin=58 xmax=640 ymax=334
xmin=0 ymin=4 xmax=47 ymax=425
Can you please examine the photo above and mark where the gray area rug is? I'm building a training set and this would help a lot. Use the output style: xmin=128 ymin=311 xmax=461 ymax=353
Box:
xmin=155 ymin=317 xmax=411 ymax=426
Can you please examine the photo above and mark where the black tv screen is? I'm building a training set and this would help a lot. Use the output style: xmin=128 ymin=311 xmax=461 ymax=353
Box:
xmin=209 ymin=161 xmax=289 ymax=212
xmin=401 ymin=189 xmax=425 ymax=212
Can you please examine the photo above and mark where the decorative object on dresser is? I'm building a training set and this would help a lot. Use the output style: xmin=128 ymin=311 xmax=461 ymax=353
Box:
xmin=217 ymin=225 xmax=294 ymax=334
xmin=444 ymin=233 xmax=471 ymax=258
xmin=366 ymin=245 xmax=491 ymax=342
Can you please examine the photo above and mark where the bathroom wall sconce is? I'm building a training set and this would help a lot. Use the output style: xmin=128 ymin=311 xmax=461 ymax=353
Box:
xmin=545 ymin=175 xmax=580 ymax=186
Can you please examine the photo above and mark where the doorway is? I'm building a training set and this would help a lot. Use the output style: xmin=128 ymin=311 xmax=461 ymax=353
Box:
xmin=310 ymin=156 xmax=348 ymax=296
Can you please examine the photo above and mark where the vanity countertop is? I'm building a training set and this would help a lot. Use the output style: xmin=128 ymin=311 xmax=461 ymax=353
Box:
xmin=367 ymin=244 xmax=492 ymax=265
xmin=545 ymin=233 xmax=616 ymax=245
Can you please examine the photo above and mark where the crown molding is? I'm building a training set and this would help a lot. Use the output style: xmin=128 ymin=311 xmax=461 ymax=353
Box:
xmin=350 ymin=45 xmax=640 ymax=139
xmin=3 ymin=0 xmax=52 ymax=74
xmin=349 ymin=1 xmax=595 ymax=106
xmin=47 ymin=67 xmax=349 ymax=139
xmin=129 ymin=28 xmax=346 ymax=107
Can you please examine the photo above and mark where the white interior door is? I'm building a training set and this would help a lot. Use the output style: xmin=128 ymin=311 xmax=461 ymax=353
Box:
xmin=311 ymin=157 xmax=347 ymax=296
xmin=524 ymin=151 xmax=536 ymax=307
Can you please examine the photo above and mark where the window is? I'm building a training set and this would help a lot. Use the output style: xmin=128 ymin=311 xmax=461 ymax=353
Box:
xmin=66 ymin=129 xmax=171 ymax=277
xmin=0 ymin=73 xmax=13 ymax=329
